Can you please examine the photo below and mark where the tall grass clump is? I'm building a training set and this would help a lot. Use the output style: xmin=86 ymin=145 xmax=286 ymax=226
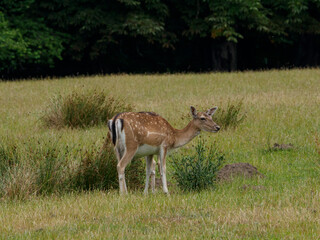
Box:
xmin=32 ymin=142 xmax=71 ymax=195
xmin=315 ymin=135 xmax=320 ymax=171
xmin=0 ymin=138 xmax=146 ymax=199
xmin=0 ymin=141 xmax=20 ymax=178
xmin=42 ymin=89 xmax=133 ymax=128
xmin=171 ymin=140 xmax=224 ymax=192
xmin=0 ymin=141 xmax=34 ymax=200
xmin=0 ymin=139 xmax=72 ymax=199
xmin=74 ymin=140 xmax=145 ymax=191
xmin=213 ymin=99 xmax=246 ymax=129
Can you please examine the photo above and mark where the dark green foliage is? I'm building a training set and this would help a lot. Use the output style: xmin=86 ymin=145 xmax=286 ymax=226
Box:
xmin=0 ymin=0 xmax=66 ymax=74
xmin=1 ymin=0 xmax=320 ymax=76
xmin=42 ymin=89 xmax=133 ymax=129
xmin=206 ymin=0 xmax=271 ymax=42
xmin=214 ymin=99 xmax=247 ymax=130
xmin=35 ymin=0 xmax=171 ymax=66
xmin=171 ymin=140 xmax=224 ymax=192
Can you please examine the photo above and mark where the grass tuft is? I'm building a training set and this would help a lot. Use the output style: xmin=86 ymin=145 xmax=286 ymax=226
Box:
xmin=180 ymin=99 xmax=246 ymax=130
xmin=213 ymin=99 xmax=246 ymax=129
xmin=0 ymin=141 xmax=20 ymax=178
xmin=41 ymin=89 xmax=133 ymax=129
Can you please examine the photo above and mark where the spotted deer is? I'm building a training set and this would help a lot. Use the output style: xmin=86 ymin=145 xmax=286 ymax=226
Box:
xmin=107 ymin=106 xmax=220 ymax=195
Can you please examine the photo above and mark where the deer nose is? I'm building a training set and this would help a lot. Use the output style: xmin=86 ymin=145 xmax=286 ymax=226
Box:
xmin=216 ymin=126 xmax=220 ymax=131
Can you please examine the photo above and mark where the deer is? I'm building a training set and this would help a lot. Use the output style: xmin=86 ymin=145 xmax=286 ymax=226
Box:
xmin=107 ymin=106 xmax=220 ymax=195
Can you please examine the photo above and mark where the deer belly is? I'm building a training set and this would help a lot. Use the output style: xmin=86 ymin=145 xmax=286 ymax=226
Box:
xmin=135 ymin=144 xmax=159 ymax=158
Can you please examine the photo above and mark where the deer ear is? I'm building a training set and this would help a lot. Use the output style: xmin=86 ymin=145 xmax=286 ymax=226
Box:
xmin=190 ymin=106 xmax=197 ymax=118
xmin=207 ymin=107 xmax=218 ymax=116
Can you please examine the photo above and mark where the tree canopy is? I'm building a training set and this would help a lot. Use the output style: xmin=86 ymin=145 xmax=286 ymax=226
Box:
xmin=1 ymin=0 xmax=320 ymax=78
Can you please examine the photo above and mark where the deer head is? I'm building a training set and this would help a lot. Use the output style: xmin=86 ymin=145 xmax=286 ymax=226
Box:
xmin=190 ymin=106 xmax=220 ymax=132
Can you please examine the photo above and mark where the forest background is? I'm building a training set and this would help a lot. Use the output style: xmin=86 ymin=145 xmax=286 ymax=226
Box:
xmin=1 ymin=0 xmax=320 ymax=79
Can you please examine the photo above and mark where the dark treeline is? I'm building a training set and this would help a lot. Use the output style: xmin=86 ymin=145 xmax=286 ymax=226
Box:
xmin=1 ymin=0 xmax=320 ymax=79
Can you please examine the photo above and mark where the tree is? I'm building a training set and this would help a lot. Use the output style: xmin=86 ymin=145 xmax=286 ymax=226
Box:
xmin=35 ymin=0 xmax=175 ymax=73
xmin=0 ymin=0 xmax=65 ymax=75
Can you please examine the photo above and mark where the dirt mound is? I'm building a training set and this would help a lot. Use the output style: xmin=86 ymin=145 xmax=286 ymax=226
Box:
xmin=217 ymin=162 xmax=264 ymax=182
xmin=272 ymin=143 xmax=293 ymax=150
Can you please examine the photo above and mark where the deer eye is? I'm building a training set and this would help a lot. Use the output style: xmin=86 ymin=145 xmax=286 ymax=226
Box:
xmin=200 ymin=117 xmax=206 ymax=121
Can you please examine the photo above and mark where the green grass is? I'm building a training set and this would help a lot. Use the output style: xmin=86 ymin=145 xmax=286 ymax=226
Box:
xmin=0 ymin=69 xmax=320 ymax=238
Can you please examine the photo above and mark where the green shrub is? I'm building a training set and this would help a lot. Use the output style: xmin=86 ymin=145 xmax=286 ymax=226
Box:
xmin=213 ymin=99 xmax=246 ymax=129
xmin=171 ymin=140 xmax=224 ymax=192
xmin=42 ymin=89 xmax=133 ymax=129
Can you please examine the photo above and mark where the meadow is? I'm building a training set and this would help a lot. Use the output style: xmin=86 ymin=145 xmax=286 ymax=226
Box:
xmin=0 ymin=69 xmax=319 ymax=239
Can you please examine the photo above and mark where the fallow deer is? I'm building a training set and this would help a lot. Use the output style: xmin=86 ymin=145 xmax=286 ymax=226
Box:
xmin=107 ymin=106 xmax=220 ymax=195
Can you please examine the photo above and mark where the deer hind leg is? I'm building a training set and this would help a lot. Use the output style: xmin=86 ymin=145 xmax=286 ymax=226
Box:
xmin=144 ymin=155 xmax=154 ymax=195
xmin=117 ymin=145 xmax=137 ymax=194
xmin=159 ymin=147 xmax=169 ymax=194
xmin=115 ymin=118 xmax=138 ymax=194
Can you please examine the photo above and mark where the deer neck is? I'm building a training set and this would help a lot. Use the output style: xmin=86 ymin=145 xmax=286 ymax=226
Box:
xmin=173 ymin=120 xmax=200 ymax=148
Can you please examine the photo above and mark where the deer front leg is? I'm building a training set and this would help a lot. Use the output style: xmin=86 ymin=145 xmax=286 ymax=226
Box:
xmin=150 ymin=158 xmax=156 ymax=193
xmin=159 ymin=147 xmax=169 ymax=194
xmin=144 ymin=155 xmax=153 ymax=195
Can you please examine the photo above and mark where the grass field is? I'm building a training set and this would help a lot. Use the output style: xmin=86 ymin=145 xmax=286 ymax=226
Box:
xmin=0 ymin=69 xmax=320 ymax=239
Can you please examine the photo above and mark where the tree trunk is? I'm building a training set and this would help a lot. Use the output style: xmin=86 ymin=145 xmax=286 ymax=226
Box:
xmin=295 ymin=34 xmax=320 ymax=67
xmin=211 ymin=40 xmax=237 ymax=71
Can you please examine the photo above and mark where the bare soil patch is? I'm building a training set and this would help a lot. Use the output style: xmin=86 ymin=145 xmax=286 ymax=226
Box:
xmin=217 ymin=162 xmax=264 ymax=182
xmin=272 ymin=143 xmax=294 ymax=151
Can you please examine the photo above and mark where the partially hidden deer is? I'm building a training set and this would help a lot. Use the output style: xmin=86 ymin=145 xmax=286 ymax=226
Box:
xmin=107 ymin=106 xmax=220 ymax=195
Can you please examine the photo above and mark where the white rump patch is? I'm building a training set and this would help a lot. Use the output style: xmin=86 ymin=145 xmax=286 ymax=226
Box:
xmin=115 ymin=119 xmax=126 ymax=154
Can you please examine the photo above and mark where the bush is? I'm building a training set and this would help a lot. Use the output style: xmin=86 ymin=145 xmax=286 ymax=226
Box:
xmin=171 ymin=140 xmax=224 ymax=192
xmin=213 ymin=99 xmax=246 ymax=130
xmin=41 ymin=89 xmax=133 ymax=129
